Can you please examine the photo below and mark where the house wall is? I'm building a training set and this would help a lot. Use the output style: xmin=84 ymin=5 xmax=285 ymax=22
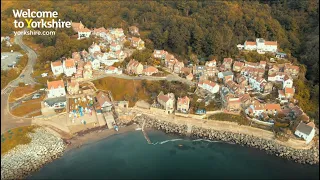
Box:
xmin=283 ymin=79 xmax=293 ymax=89
xmin=295 ymin=129 xmax=315 ymax=144
xmin=52 ymin=66 xmax=63 ymax=76
xmin=47 ymin=88 xmax=66 ymax=98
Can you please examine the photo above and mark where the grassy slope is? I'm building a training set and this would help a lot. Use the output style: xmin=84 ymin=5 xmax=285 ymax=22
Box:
xmin=1 ymin=126 xmax=37 ymax=155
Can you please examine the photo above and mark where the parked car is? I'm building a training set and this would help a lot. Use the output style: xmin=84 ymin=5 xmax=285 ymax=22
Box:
xmin=32 ymin=94 xmax=41 ymax=99
xmin=20 ymin=75 xmax=25 ymax=78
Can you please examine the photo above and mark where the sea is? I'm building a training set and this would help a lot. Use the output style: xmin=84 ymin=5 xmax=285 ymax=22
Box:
xmin=28 ymin=130 xmax=319 ymax=179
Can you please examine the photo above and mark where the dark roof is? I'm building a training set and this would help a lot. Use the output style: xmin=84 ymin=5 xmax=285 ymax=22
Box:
xmin=44 ymin=96 xmax=66 ymax=106
xmin=296 ymin=122 xmax=313 ymax=135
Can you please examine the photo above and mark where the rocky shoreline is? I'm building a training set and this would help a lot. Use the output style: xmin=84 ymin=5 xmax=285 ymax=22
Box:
xmin=135 ymin=115 xmax=319 ymax=165
xmin=1 ymin=127 xmax=65 ymax=180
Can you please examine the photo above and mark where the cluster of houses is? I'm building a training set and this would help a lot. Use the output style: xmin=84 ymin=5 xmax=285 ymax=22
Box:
xmin=237 ymin=38 xmax=287 ymax=58
xmin=72 ymin=22 xmax=145 ymax=51
xmin=126 ymin=59 xmax=159 ymax=76
xmin=51 ymin=42 xmax=126 ymax=78
xmin=152 ymin=50 xmax=185 ymax=74
xmin=48 ymin=26 xmax=316 ymax=144
xmin=44 ymin=78 xmax=114 ymax=116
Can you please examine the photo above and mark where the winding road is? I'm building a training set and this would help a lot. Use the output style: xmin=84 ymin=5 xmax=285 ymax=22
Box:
xmin=1 ymin=33 xmax=37 ymax=134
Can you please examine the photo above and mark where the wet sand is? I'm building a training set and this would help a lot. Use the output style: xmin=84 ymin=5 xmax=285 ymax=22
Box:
xmin=64 ymin=124 xmax=139 ymax=152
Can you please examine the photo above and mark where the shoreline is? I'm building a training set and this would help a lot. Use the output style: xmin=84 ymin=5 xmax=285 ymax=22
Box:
xmin=64 ymin=124 xmax=138 ymax=152
xmin=135 ymin=114 xmax=319 ymax=165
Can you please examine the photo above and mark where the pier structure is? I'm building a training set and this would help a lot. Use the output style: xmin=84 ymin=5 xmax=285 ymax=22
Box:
xmin=142 ymin=119 xmax=152 ymax=144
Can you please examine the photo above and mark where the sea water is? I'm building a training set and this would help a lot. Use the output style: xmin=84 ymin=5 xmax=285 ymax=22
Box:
xmin=28 ymin=130 xmax=319 ymax=179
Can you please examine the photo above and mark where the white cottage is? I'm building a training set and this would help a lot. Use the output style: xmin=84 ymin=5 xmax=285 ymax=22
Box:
xmin=47 ymin=80 xmax=66 ymax=98
xmin=294 ymin=122 xmax=315 ymax=144
xmin=63 ymin=58 xmax=77 ymax=77
xmin=198 ymin=80 xmax=220 ymax=94
xmin=51 ymin=61 xmax=63 ymax=76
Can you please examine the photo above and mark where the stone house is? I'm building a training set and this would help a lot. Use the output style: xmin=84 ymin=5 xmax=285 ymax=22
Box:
xmin=128 ymin=26 xmax=139 ymax=36
xmin=233 ymin=61 xmax=245 ymax=72
xmin=126 ymin=59 xmax=143 ymax=75
xmin=173 ymin=61 xmax=184 ymax=74
xmin=157 ymin=91 xmax=175 ymax=114
xmin=222 ymin=58 xmax=233 ymax=70
xmin=205 ymin=59 xmax=217 ymax=67
xmin=67 ymin=80 xmax=79 ymax=95
xmin=153 ymin=50 xmax=168 ymax=60
xmin=130 ymin=37 xmax=145 ymax=50
xmin=284 ymin=63 xmax=300 ymax=76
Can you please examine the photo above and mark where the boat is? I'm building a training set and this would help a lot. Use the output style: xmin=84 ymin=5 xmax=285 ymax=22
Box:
xmin=135 ymin=127 xmax=142 ymax=131
xmin=178 ymin=144 xmax=183 ymax=147
xmin=114 ymin=125 xmax=119 ymax=131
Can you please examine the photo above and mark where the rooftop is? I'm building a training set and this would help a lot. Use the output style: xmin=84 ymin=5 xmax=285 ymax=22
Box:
xmin=296 ymin=122 xmax=314 ymax=135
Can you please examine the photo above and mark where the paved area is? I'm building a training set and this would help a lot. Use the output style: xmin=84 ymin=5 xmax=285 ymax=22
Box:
xmin=1 ymin=32 xmax=37 ymax=134
xmin=1 ymin=52 xmax=22 ymax=70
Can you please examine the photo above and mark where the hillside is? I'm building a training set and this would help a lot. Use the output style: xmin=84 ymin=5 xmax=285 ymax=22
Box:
xmin=1 ymin=0 xmax=318 ymax=121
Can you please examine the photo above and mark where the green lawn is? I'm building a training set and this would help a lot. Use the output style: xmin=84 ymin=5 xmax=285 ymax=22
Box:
xmin=208 ymin=113 xmax=250 ymax=125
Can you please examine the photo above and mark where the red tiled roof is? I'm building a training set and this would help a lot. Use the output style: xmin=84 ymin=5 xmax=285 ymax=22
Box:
xmin=51 ymin=61 xmax=62 ymax=67
xmin=108 ymin=66 xmax=116 ymax=70
xmin=96 ymin=91 xmax=111 ymax=107
xmin=79 ymin=27 xmax=91 ymax=32
xmin=143 ymin=66 xmax=158 ymax=73
xmin=246 ymin=41 xmax=256 ymax=46
xmin=285 ymin=88 xmax=294 ymax=94
xmin=47 ymin=80 xmax=64 ymax=89
xmin=158 ymin=94 xmax=170 ymax=102
xmin=131 ymin=37 xmax=141 ymax=42
xmin=307 ymin=121 xmax=315 ymax=128
xmin=234 ymin=61 xmax=244 ymax=67
xmin=264 ymin=41 xmax=277 ymax=46
xmin=177 ymin=96 xmax=190 ymax=105
xmin=223 ymin=58 xmax=233 ymax=64
xmin=93 ymin=27 xmax=107 ymax=33
xmin=278 ymin=90 xmax=285 ymax=96
xmin=68 ymin=80 xmax=78 ymax=87
xmin=65 ymin=58 xmax=75 ymax=68
xmin=265 ymin=104 xmax=281 ymax=111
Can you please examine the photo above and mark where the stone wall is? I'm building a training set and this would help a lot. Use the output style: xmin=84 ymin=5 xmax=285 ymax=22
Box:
xmin=134 ymin=114 xmax=319 ymax=165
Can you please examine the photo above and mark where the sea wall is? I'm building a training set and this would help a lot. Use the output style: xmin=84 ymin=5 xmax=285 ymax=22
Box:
xmin=1 ymin=127 xmax=65 ymax=179
xmin=134 ymin=115 xmax=319 ymax=165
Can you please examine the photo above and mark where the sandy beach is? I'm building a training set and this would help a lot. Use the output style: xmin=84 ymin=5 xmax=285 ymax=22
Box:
xmin=64 ymin=124 xmax=139 ymax=152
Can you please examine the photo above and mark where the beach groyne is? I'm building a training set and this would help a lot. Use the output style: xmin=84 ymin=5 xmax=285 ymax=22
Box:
xmin=1 ymin=127 xmax=65 ymax=179
xmin=134 ymin=114 xmax=319 ymax=165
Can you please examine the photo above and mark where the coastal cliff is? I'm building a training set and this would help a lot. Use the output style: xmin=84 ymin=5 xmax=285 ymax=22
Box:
xmin=135 ymin=114 xmax=319 ymax=165
xmin=1 ymin=127 xmax=65 ymax=180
